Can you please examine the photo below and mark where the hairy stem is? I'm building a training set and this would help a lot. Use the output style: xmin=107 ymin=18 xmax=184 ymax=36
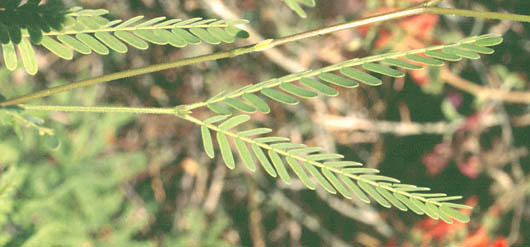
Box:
xmin=1 ymin=5 xmax=529 ymax=107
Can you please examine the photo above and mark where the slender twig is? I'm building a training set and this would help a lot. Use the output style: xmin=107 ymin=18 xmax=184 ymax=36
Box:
xmin=440 ymin=67 xmax=530 ymax=104
xmin=19 ymin=104 xmax=179 ymax=115
xmin=2 ymin=4 xmax=529 ymax=108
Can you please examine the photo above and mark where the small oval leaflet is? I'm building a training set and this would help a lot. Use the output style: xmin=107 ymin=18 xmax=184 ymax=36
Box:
xmin=201 ymin=126 xmax=215 ymax=158
xmin=237 ymin=128 xmax=272 ymax=137
xmin=279 ymin=83 xmax=318 ymax=99
xmin=76 ymin=33 xmax=109 ymax=55
xmin=18 ymin=39 xmax=38 ymax=75
xmin=358 ymin=181 xmax=391 ymax=208
xmin=362 ymin=63 xmax=405 ymax=78
xmin=473 ymin=36 xmax=503 ymax=47
xmin=383 ymin=58 xmax=423 ymax=70
xmin=459 ymin=43 xmax=494 ymax=54
xmin=190 ymin=27 xmax=221 ymax=44
xmin=58 ymin=35 xmax=93 ymax=54
xmin=252 ymin=144 xmax=277 ymax=177
xmin=234 ymin=138 xmax=256 ymax=171
xmin=269 ymin=150 xmax=291 ymax=184
xmin=261 ymin=88 xmax=299 ymax=105
xmin=285 ymin=158 xmax=315 ymax=189
xmin=242 ymin=94 xmax=271 ymax=113
xmin=442 ymin=47 xmax=480 ymax=60
xmin=224 ymin=98 xmax=256 ymax=113
xmin=217 ymin=132 xmax=235 ymax=169
xmin=95 ymin=32 xmax=128 ymax=53
xmin=424 ymin=50 xmax=461 ymax=61
xmin=318 ymin=72 xmax=359 ymax=88
xmin=218 ymin=115 xmax=251 ymax=129
xmin=405 ymin=54 xmax=444 ymax=66
xmin=340 ymin=67 xmax=382 ymax=86
xmin=339 ymin=174 xmax=370 ymax=203
xmin=300 ymin=78 xmax=338 ymax=96
xmin=322 ymin=168 xmax=353 ymax=199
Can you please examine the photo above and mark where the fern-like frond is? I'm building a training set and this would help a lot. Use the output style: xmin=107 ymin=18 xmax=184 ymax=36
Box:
xmin=283 ymin=0 xmax=316 ymax=18
xmin=189 ymin=113 xmax=471 ymax=223
xmin=0 ymin=5 xmax=249 ymax=74
xmin=186 ymin=34 xmax=502 ymax=115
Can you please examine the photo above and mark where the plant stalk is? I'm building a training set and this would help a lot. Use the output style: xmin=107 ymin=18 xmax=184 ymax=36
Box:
xmin=20 ymin=104 xmax=178 ymax=115
xmin=1 ymin=5 xmax=529 ymax=108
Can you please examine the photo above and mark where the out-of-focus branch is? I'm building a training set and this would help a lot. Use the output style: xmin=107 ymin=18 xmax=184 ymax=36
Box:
xmin=270 ymin=191 xmax=353 ymax=247
xmin=314 ymin=113 xmax=503 ymax=136
xmin=441 ymin=67 xmax=530 ymax=104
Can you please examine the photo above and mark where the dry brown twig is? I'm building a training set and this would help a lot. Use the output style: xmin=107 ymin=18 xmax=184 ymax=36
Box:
xmin=441 ymin=67 xmax=530 ymax=104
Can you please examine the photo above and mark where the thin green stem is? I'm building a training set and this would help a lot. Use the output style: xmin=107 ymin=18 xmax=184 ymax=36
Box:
xmin=20 ymin=104 xmax=178 ymax=115
xmin=426 ymin=7 xmax=530 ymax=22
xmin=1 ymin=5 xmax=529 ymax=108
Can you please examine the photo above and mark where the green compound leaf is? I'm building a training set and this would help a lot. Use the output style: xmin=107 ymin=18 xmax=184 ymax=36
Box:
xmin=200 ymin=35 xmax=502 ymax=117
xmin=0 ymin=7 xmax=248 ymax=74
xmin=194 ymin=114 xmax=477 ymax=223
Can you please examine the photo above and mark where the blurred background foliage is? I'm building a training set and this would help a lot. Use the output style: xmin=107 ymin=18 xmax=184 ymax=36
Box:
xmin=0 ymin=0 xmax=529 ymax=246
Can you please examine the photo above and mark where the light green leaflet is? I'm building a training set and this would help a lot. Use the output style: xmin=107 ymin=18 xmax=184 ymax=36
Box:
xmin=1 ymin=7 xmax=249 ymax=74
